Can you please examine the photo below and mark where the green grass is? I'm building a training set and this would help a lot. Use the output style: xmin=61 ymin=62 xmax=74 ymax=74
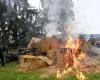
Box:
xmin=0 ymin=62 xmax=100 ymax=80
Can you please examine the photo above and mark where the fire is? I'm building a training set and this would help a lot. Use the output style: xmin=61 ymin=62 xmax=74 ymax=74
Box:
xmin=65 ymin=35 xmax=75 ymax=49
xmin=56 ymin=35 xmax=86 ymax=80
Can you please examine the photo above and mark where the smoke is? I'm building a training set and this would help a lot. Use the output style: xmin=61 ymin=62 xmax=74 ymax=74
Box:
xmin=42 ymin=0 xmax=61 ymax=37
xmin=42 ymin=0 xmax=97 ymax=37
xmin=41 ymin=0 xmax=74 ymax=37
xmin=72 ymin=0 xmax=95 ymax=34
xmin=45 ymin=22 xmax=58 ymax=37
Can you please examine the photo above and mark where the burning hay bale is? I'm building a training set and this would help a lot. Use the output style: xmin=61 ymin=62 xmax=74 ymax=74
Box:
xmin=56 ymin=35 xmax=87 ymax=80
xmin=21 ymin=34 xmax=96 ymax=80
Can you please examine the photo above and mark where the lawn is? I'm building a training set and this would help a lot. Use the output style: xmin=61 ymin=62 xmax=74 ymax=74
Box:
xmin=0 ymin=62 xmax=100 ymax=80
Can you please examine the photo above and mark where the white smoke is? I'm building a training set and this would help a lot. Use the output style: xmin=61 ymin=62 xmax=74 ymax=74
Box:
xmin=41 ymin=0 xmax=74 ymax=37
xmin=43 ymin=0 xmax=61 ymax=37
xmin=73 ymin=0 xmax=100 ymax=34
xmin=45 ymin=22 xmax=58 ymax=37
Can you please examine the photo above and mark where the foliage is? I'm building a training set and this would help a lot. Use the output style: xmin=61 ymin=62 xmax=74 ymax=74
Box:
xmin=0 ymin=0 xmax=45 ymax=49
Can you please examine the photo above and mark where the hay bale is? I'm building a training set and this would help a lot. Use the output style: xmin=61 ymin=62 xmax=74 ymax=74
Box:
xmin=19 ymin=55 xmax=53 ymax=72
xmin=27 ymin=37 xmax=51 ymax=55
xmin=27 ymin=37 xmax=41 ymax=51
xmin=47 ymin=50 xmax=57 ymax=65
xmin=40 ymin=38 xmax=52 ymax=54
xmin=57 ymin=50 xmax=64 ymax=68
xmin=27 ymin=37 xmax=61 ymax=56
xmin=37 ymin=56 xmax=53 ymax=65
xmin=19 ymin=55 xmax=48 ymax=72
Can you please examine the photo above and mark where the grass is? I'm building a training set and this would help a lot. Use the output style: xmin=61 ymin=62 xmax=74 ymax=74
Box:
xmin=0 ymin=62 xmax=100 ymax=80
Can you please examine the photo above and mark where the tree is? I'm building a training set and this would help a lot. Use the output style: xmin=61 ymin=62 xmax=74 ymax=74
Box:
xmin=0 ymin=0 xmax=8 ymax=46
xmin=0 ymin=0 xmax=46 ymax=49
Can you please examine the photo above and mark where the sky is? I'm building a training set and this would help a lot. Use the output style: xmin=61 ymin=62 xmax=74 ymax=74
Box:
xmin=73 ymin=0 xmax=100 ymax=34
xmin=28 ymin=0 xmax=100 ymax=34
xmin=28 ymin=0 xmax=42 ymax=9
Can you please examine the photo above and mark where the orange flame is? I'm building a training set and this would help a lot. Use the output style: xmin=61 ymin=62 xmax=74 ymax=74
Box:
xmin=56 ymin=35 xmax=86 ymax=80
